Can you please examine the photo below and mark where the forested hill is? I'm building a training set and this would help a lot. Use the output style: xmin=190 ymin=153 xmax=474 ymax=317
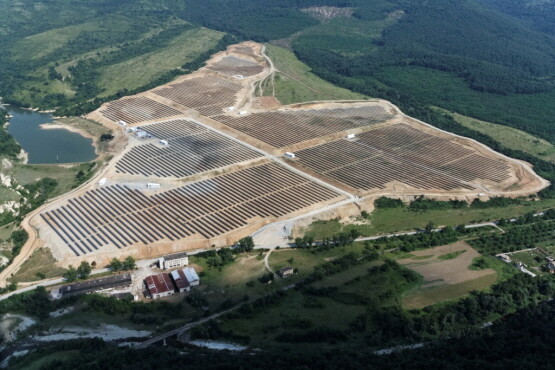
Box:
xmin=1 ymin=0 xmax=555 ymax=142
xmin=478 ymin=0 xmax=555 ymax=36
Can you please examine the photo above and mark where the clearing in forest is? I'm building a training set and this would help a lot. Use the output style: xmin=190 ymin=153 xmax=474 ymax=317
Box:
xmin=399 ymin=242 xmax=497 ymax=308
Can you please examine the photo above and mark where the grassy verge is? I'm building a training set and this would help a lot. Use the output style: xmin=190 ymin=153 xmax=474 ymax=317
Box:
xmin=434 ymin=107 xmax=555 ymax=163
xmin=9 ymin=248 xmax=67 ymax=283
xmin=263 ymin=44 xmax=367 ymax=104
xmin=302 ymin=199 xmax=555 ymax=239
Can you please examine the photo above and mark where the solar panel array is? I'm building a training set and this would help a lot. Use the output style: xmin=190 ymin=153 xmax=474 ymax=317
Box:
xmin=152 ymin=75 xmax=242 ymax=117
xmin=41 ymin=163 xmax=340 ymax=256
xmin=116 ymin=119 xmax=262 ymax=178
xmin=213 ymin=105 xmax=394 ymax=148
xmin=99 ymin=96 xmax=182 ymax=124
xmin=207 ymin=56 xmax=264 ymax=77
xmin=295 ymin=123 xmax=511 ymax=192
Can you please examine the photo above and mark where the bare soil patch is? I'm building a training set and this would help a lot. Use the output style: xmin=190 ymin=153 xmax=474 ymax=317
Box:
xmin=399 ymin=242 xmax=496 ymax=308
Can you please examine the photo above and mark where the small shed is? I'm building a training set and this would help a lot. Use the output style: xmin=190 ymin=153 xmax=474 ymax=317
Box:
xmin=97 ymin=178 xmax=107 ymax=186
xmin=278 ymin=266 xmax=295 ymax=278
xmin=346 ymin=133 xmax=356 ymax=139
xmin=146 ymin=183 xmax=160 ymax=189
xmin=284 ymin=152 xmax=296 ymax=159
xmin=160 ymin=140 xmax=169 ymax=146
xmin=118 ymin=120 xmax=127 ymax=126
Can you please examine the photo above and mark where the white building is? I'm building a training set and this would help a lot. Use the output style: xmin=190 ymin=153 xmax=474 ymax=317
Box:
xmin=136 ymin=131 xmax=147 ymax=138
xmin=346 ymin=133 xmax=356 ymax=139
xmin=97 ymin=178 xmax=107 ymax=186
xmin=146 ymin=183 xmax=161 ymax=189
xmin=160 ymin=140 xmax=169 ymax=146
xmin=284 ymin=152 xmax=296 ymax=159
xmin=118 ymin=120 xmax=127 ymax=126
xmin=159 ymin=252 xmax=189 ymax=270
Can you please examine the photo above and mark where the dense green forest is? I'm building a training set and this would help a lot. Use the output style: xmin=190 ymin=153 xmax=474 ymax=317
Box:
xmin=0 ymin=109 xmax=20 ymax=158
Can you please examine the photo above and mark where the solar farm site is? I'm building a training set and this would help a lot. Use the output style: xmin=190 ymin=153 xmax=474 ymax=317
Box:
xmin=29 ymin=41 xmax=547 ymax=266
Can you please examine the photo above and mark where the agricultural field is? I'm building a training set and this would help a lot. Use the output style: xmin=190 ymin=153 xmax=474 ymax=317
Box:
xmin=398 ymin=242 xmax=497 ymax=308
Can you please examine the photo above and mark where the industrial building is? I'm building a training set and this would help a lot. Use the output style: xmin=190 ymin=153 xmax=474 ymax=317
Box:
xmin=170 ymin=269 xmax=191 ymax=293
xmin=183 ymin=267 xmax=200 ymax=286
xmin=50 ymin=273 xmax=132 ymax=299
xmin=145 ymin=273 xmax=175 ymax=299
xmin=159 ymin=252 xmax=189 ymax=269
xmin=144 ymin=267 xmax=199 ymax=299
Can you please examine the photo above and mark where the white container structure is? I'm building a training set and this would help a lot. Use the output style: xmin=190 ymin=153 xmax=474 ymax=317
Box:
xmin=146 ymin=183 xmax=161 ymax=189
xmin=284 ymin=152 xmax=296 ymax=159
xmin=160 ymin=140 xmax=169 ymax=146
xmin=97 ymin=178 xmax=107 ymax=186
xmin=346 ymin=134 xmax=356 ymax=139
xmin=118 ymin=120 xmax=127 ymax=126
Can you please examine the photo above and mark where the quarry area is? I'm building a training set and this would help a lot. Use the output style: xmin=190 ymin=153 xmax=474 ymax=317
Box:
xmin=10 ymin=41 xmax=548 ymax=270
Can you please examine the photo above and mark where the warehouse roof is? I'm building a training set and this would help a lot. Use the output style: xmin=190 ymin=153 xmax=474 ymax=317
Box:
xmin=145 ymin=273 xmax=174 ymax=295
xmin=163 ymin=252 xmax=188 ymax=261
xmin=56 ymin=273 xmax=132 ymax=298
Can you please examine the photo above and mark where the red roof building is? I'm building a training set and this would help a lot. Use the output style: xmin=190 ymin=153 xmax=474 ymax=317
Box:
xmin=145 ymin=273 xmax=175 ymax=299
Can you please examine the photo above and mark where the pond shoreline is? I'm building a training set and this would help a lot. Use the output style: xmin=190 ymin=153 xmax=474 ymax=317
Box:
xmin=3 ymin=106 xmax=97 ymax=165
xmin=40 ymin=123 xmax=100 ymax=155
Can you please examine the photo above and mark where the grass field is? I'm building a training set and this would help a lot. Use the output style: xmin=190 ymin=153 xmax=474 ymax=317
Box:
xmin=219 ymin=255 xmax=411 ymax=349
xmin=435 ymin=108 xmax=555 ymax=163
xmin=13 ymin=161 xmax=98 ymax=197
xmin=438 ymin=250 xmax=466 ymax=260
xmin=97 ymin=27 xmax=224 ymax=97
xmin=9 ymin=248 xmax=67 ymax=283
xmin=398 ymin=242 xmax=497 ymax=308
xmin=403 ymin=274 xmax=497 ymax=309
xmin=11 ymin=20 xmax=104 ymax=61
xmin=302 ymin=199 xmax=555 ymax=239
xmin=263 ymin=44 xmax=367 ymax=104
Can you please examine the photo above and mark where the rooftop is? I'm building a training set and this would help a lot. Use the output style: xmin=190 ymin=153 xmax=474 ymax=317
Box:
xmin=183 ymin=267 xmax=199 ymax=283
xmin=171 ymin=270 xmax=190 ymax=290
xmin=57 ymin=273 xmax=132 ymax=297
xmin=145 ymin=273 xmax=175 ymax=295
xmin=163 ymin=251 xmax=189 ymax=261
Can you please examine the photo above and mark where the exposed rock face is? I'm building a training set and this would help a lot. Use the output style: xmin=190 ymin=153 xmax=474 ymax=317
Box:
xmin=300 ymin=6 xmax=354 ymax=21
